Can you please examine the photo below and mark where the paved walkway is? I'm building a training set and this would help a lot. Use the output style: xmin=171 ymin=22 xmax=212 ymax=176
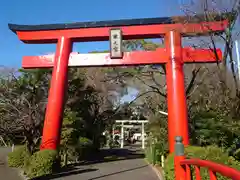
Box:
xmin=0 ymin=147 xmax=22 ymax=180
xmin=45 ymin=158 xmax=159 ymax=180
xmin=0 ymin=146 xmax=161 ymax=180
xmin=35 ymin=147 xmax=161 ymax=180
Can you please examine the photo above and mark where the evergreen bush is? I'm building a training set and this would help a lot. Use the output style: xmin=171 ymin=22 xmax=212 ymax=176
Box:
xmin=7 ymin=145 xmax=31 ymax=168
xmin=24 ymin=150 xmax=58 ymax=179
xmin=164 ymin=145 xmax=240 ymax=180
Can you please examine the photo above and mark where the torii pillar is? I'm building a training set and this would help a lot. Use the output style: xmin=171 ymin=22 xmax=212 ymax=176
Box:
xmin=8 ymin=14 xmax=228 ymax=153
xmin=165 ymin=31 xmax=189 ymax=152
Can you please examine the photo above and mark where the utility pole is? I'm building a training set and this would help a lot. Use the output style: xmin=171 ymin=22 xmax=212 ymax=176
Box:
xmin=235 ymin=40 xmax=240 ymax=80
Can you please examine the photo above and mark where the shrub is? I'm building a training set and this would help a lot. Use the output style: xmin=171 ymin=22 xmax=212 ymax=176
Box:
xmin=145 ymin=147 xmax=154 ymax=164
xmin=59 ymin=145 xmax=80 ymax=166
xmin=24 ymin=150 xmax=58 ymax=179
xmin=145 ymin=140 xmax=169 ymax=165
xmin=78 ymin=137 xmax=93 ymax=147
xmin=7 ymin=145 xmax=31 ymax=168
xmin=233 ymin=148 xmax=240 ymax=161
xmin=164 ymin=145 xmax=240 ymax=180
xmin=76 ymin=137 xmax=93 ymax=159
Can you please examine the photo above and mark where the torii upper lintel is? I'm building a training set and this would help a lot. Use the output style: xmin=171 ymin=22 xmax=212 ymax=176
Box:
xmin=8 ymin=13 xmax=228 ymax=43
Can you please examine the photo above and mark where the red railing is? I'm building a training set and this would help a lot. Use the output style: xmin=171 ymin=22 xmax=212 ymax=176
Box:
xmin=174 ymin=137 xmax=240 ymax=180
xmin=180 ymin=158 xmax=240 ymax=180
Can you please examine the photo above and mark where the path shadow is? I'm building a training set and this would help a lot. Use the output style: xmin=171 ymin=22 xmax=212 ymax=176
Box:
xmin=88 ymin=165 xmax=148 ymax=180
xmin=31 ymin=168 xmax=98 ymax=180
xmin=31 ymin=147 xmax=144 ymax=179
xmin=70 ymin=147 xmax=145 ymax=166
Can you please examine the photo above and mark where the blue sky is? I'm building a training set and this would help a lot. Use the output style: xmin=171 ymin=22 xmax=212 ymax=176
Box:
xmin=0 ymin=0 xmax=187 ymax=68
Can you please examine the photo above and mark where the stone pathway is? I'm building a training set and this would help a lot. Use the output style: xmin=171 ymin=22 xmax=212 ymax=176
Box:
xmin=0 ymin=147 xmax=22 ymax=180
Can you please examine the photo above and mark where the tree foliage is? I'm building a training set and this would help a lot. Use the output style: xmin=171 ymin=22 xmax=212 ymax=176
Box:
xmin=0 ymin=67 xmax=119 ymax=155
xmin=0 ymin=69 xmax=50 ymax=153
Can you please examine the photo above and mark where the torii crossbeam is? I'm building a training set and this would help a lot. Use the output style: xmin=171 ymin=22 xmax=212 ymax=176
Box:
xmin=22 ymin=48 xmax=221 ymax=68
xmin=9 ymin=14 xmax=228 ymax=153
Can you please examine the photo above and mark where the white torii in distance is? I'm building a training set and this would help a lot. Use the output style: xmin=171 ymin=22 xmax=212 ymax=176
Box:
xmin=115 ymin=120 xmax=148 ymax=149
xmin=113 ymin=111 xmax=168 ymax=149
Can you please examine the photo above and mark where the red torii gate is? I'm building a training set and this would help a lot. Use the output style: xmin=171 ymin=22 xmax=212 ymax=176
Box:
xmin=9 ymin=15 xmax=228 ymax=153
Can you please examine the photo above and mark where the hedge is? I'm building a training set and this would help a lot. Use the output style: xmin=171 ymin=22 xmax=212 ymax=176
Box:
xmin=145 ymin=142 xmax=168 ymax=165
xmin=76 ymin=137 xmax=94 ymax=159
xmin=7 ymin=145 xmax=31 ymax=168
xmin=233 ymin=148 xmax=240 ymax=161
xmin=164 ymin=145 xmax=240 ymax=180
xmin=24 ymin=149 xmax=58 ymax=179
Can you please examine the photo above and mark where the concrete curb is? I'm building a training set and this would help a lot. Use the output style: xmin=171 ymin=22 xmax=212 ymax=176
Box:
xmin=144 ymin=159 xmax=164 ymax=180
